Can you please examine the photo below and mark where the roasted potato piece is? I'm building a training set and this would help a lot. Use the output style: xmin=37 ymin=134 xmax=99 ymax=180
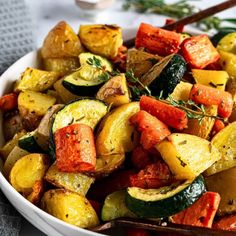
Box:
xmin=45 ymin=163 xmax=94 ymax=195
xmin=170 ymin=81 xmax=192 ymax=101
xmin=3 ymin=111 xmax=24 ymax=141
xmin=41 ymin=21 xmax=83 ymax=58
xmin=127 ymin=49 xmax=162 ymax=78
xmin=156 ymin=133 xmax=221 ymax=180
xmin=183 ymin=105 xmax=217 ymax=139
xmin=14 ymin=67 xmax=60 ymax=92
xmin=53 ymin=78 xmax=80 ymax=103
xmin=226 ymin=77 xmax=236 ymax=103
xmin=219 ymin=50 xmax=236 ymax=78
xmin=27 ymin=180 xmax=44 ymax=205
xmin=217 ymin=32 xmax=236 ymax=54
xmin=205 ymin=121 xmax=236 ymax=176
xmin=96 ymin=74 xmax=130 ymax=107
xmin=9 ymin=153 xmax=50 ymax=196
xmin=79 ymin=24 xmax=123 ymax=58
xmin=18 ymin=90 xmax=56 ymax=131
xmin=0 ymin=130 xmax=26 ymax=160
xmin=192 ymin=69 xmax=229 ymax=91
xmin=96 ymin=102 xmax=139 ymax=155
xmin=206 ymin=166 xmax=236 ymax=216
xmin=43 ymin=57 xmax=80 ymax=76
xmin=41 ymin=189 xmax=99 ymax=228
xmin=3 ymin=146 xmax=29 ymax=178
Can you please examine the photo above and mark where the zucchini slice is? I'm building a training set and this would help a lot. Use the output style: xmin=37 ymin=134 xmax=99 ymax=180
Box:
xmin=126 ymin=175 xmax=206 ymax=218
xmin=101 ymin=190 xmax=136 ymax=221
xmin=18 ymin=130 xmax=44 ymax=153
xmin=141 ymin=54 xmax=186 ymax=98
xmin=51 ymin=99 xmax=108 ymax=133
xmin=62 ymin=53 xmax=112 ymax=96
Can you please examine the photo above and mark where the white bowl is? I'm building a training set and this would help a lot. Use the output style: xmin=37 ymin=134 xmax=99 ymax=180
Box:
xmin=0 ymin=26 xmax=205 ymax=236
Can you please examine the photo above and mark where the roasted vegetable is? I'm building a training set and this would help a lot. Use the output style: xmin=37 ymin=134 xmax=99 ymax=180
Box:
xmin=192 ymin=69 xmax=229 ymax=91
xmin=170 ymin=81 xmax=192 ymax=102
xmin=213 ymin=214 xmax=236 ymax=231
xmin=14 ymin=67 xmax=60 ymax=92
xmin=27 ymin=180 xmax=44 ymax=205
xmin=0 ymin=93 xmax=18 ymax=112
xmin=55 ymin=123 xmax=96 ymax=172
xmin=96 ymin=74 xmax=130 ymax=107
xmin=43 ymin=57 xmax=80 ymax=76
xmin=10 ymin=153 xmax=50 ymax=196
xmin=217 ymin=32 xmax=236 ymax=54
xmin=126 ymin=175 xmax=206 ymax=218
xmin=3 ymin=146 xmax=29 ymax=178
xmin=205 ymin=122 xmax=236 ymax=176
xmin=135 ymin=23 xmax=181 ymax=56
xmin=140 ymin=54 xmax=186 ymax=98
xmin=156 ymin=133 xmax=221 ymax=180
xmin=206 ymin=166 xmax=236 ymax=216
xmin=41 ymin=189 xmax=99 ymax=228
xmin=41 ymin=21 xmax=84 ymax=58
xmin=45 ymin=163 xmax=94 ymax=195
xmin=181 ymin=35 xmax=220 ymax=69
xmin=219 ymin=50 xmax=236 ymax=78
xmin=79 ymin=24 xmax=123 ymax=58
xmin=126 ymin=49 xmax=161 ymax=78
xmin=18 ymin=91 xmax=56 ymax=130
xmin=171 ymin=192 xmax=220 ymax=228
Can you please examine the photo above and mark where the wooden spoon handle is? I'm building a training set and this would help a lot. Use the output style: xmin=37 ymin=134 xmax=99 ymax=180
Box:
xmin=124 ymin=0 xmax=236 ymax=47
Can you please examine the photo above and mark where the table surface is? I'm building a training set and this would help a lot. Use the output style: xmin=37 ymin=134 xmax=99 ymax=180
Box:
xmin=20 ymin=0 xmax=236 ymax=235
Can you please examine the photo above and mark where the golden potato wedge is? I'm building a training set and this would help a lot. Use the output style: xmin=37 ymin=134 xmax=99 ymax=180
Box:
xmin=0 ymin=130 xmax=26 ymax=160
xmin=205 ymin=121 xmax=236 ymax=176
xmin=126 ymin=49 xmax=162 ymax=78
xmin=183 ymin=105 xmax=217 ymax=139
xmin=41 ymin=189 xmax=99 ymax=228
xmin=217 ymin=32 xmax=236 ymax=54
xmin=14 ymin=67 xmax=60 ymax=92
xmin=170 ymin=81 xmax=192 ymax=101
xmin=219 ymin=50 xmax=236 ymax=78
xmin=10 ymin=153 xmax=50 ymax=196
xmin=41 ymin=21 xmax=84 ymax=58
xmin=27 ymin=180 xmax=44 ymax=205
xmin=226 ymin=77 xmax=236 ymax=103
xmin=96 ymin=74 xmax=130 ymax=107
xmin=18 ymin=90 xmax=56 ymax=131
xmin=3 ymin=146 xmax=29 ymax=178
xmin=206 ymin=166 xmax=236 ymax=216
xmin=43 ymin=57 xmax=80 ymax=76
xmin=45 ymin=163 xmax=94 ymax=195
xmin=156 ymin=133 xmax=221 ymax=180
xmin=53 ymin=78 xmax=80 ymax=103
xmin=192 ymin=69 xmax=229 ymax=91
xmin=79 ymin=24 xmax=123 ymax=58
xmin=96 ymin=102 xmax=139 ymax=155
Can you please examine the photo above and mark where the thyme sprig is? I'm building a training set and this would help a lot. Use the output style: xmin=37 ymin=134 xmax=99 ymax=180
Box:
xmin=123 ymin=0 xmax=236 ymax=31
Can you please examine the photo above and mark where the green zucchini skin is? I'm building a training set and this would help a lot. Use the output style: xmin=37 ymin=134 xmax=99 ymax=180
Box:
xmin=125 ymin=175 xmax=206 ymax=218
xmin=150 ymin=54 xmax=186 ymax=98
xmin=18 ymin=131 xmax=44 ymax=153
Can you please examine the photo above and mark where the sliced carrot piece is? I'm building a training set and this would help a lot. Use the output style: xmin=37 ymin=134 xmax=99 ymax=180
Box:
xmin=213 ymin=214 xmax=236 ymax=231
xmin=55 ymin=123 xmax=96 ymax=172
xmin=0 ymin=93 xmax=18 ymax=112
xmin=212 ymin=119 xmax=225 ymax=137
xmin=140 ymin=96 xmax=188 ymax=130
xmin=135 ymin=23 xmax=181 ymax=56
xmin=172 ymin=192 xmax=221 ymax=228
xmin=190 ymin=84 xmax=233 ymax=118
xmin=181 ymin=35 xmax=220 ymax=69
xmin=130 ymin=110 xmax=171 ymax=149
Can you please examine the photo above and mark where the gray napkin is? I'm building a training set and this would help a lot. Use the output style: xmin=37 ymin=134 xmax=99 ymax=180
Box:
xmin=0 ymin=0 xmax=35 ymax=235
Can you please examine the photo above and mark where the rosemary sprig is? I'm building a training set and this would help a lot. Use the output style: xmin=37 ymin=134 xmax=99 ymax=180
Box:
xmin=123 ymin=0 xmax=236 ymax=31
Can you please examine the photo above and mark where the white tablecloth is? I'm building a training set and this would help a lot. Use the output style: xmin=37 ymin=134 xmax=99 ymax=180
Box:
xmin=21 ymin=0 xmax=236 ymax=235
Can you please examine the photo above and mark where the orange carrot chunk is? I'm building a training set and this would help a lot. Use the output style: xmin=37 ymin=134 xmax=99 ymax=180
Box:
xmin=172 ymin=192 xmax=221 ymax=228
xmin=213 ymin=214 xmax=236 ymax=231
xmin=55 ymin=123 xmax=96 ymax=172
xmin=181 ymin=35 xmax=220 ymax=69
xmin=190 ymin=84 xmax=233 ymax=118
xmin=212 ymin=119 xmax=225 ymax=137
xmin=140 ymin=96 xmax=188 ymax=130
xmin=130 ymin=161 xmax=174 ymax=189
xmin=130 ymin=110 xmax=171 ymax=149
xmin=135 ymin=23 xmax=181 ymax=56
xmin=0 ymin=93 xmax=18 ymax=112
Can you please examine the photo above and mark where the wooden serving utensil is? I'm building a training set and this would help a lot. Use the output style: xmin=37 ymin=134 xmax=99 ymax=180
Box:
xmin=90 ymin=217 xmax=236 ymax=235
xmin=124 ymin=0 xmax=236 ymax=47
